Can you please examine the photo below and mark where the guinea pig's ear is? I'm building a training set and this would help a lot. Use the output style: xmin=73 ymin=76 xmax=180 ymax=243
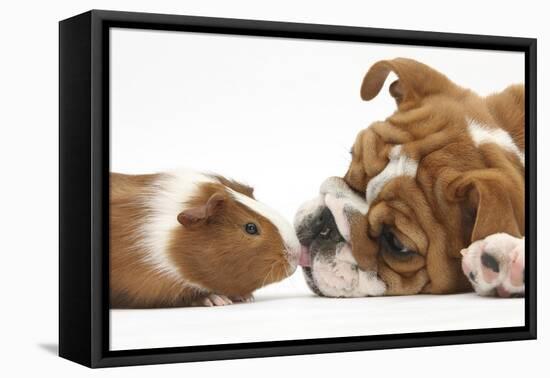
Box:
xmin=177 ymin=192 xmax=226 ymax=227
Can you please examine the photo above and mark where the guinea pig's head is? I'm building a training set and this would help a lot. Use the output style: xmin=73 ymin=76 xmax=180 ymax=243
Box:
xmin=169 ymin=182 xmax=300 ymax=297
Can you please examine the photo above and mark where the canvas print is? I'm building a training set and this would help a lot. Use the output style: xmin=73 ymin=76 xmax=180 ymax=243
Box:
xmin=108 ymin=28 xmax=525 ymax=350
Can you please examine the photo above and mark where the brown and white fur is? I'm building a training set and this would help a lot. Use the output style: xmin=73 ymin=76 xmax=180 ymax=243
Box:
xmin=296 ymin=58 xmax=525 ymax=298
xmin=110 ymin=168 xmax=300 ymax=308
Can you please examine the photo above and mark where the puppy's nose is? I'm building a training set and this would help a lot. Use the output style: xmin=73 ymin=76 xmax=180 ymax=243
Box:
xmin=318 ymin=207 xmax=334 ymax=231
xmin=297 ymin=207 xmax=334 ymax=246
xmin=312 ymin=207 xmax=335 ymax=240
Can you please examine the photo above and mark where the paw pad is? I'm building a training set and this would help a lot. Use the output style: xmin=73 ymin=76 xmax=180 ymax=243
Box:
xmin=461 ymin=233 xmax=524 ymax=297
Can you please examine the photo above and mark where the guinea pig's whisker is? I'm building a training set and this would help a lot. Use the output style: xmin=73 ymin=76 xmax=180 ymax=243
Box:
xmin=281 ymin=256 xmax=291 ymax=276
xmin=261 ymin=262 xmax=276 ymax=288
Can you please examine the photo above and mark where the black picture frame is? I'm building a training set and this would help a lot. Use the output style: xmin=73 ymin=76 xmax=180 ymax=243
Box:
xmin=59 ymin=9 xmax=537 ymax=368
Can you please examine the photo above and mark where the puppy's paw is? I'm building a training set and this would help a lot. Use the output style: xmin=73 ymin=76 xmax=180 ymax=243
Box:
xmin=461 ymin=233 xmax=524 ymax=298
xmin=200 ymin=294 xmax=234 ymax=307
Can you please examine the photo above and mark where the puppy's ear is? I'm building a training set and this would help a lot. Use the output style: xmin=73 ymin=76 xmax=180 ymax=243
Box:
xmin=450 ymin=170 xmax=524 ymax=242
xmin=485 ymin=84 xmax=525 ymax=146
xmin=344 ymin=127 xmax=392 ymax=193
xmin=360 ymin=58 xmax=459 ymax=109
xmin=177 ymin=192 xmax=226 ymax=227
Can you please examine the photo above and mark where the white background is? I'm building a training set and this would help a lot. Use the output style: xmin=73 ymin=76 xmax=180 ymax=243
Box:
xmin=109 ymin=28 xmax=525 ymax=350
xmin=111 ymin=28 xmax=524 ymax=222
xmin=1 ymin=0 xmax=547 ymax=377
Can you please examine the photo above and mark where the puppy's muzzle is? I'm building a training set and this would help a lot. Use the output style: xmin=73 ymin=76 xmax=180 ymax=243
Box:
xmin=295 ymin=201 xmax=346 ymax=296
xmin=297 ymin=207 xmax=345 ymax=250
xmin=294 ymin=178 xmax=386 ymax=297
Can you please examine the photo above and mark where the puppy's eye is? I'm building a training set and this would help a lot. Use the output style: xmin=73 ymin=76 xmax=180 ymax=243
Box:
xmin=245 ymin=223 xmax=259 ymax=235
xmin=381 ymin=228 xmax=413 ymax=256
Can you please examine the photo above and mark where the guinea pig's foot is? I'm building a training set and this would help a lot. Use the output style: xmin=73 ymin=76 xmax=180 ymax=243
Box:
xmin=231 ymin=294 xmax=255 ymax=303
xmin=201 ymin=294 xmax=234 ymax=307
xmin=461 ymin=233 xmax=524 ymax=298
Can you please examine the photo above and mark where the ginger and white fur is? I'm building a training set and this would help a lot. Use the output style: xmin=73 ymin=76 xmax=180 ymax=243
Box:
xmin=336 ymin=58 xmax=526 ymax=296
xmin=110 ymin=168 xmax=300 ymax=308
xmin=297 ymin=177 xmax=525 ymax=298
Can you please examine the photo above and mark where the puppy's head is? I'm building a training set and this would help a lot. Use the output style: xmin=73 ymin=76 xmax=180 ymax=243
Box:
xmin=295 ymin=178 xmax=386 ymax=297
xmin=342 ymin=58 xmax=525 ymax=295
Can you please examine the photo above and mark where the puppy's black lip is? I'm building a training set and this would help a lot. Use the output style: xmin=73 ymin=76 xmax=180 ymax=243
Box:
xmin=301 ymin=266 xmax=325 ymax=297
xmin=296 ymin=233 xmax=312 ymax=247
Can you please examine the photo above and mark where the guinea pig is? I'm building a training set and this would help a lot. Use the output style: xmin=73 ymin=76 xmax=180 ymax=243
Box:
xmin=110 ymin=168 xmax=301 ymax=308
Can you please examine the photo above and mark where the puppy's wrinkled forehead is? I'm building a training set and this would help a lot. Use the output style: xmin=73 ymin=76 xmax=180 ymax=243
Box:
xmin=345 ymin=58 xmax=525 ymax=203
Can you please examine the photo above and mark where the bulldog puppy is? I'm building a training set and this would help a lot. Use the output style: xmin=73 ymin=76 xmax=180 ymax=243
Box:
xmin=339 ymin=58 xmax=525 ymax=297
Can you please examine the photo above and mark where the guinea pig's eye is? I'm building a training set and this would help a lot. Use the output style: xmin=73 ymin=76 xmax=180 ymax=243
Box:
xmin=245 ymin=223 xmax=259 ymax=235
xmin=381 ymin=227 xmax=414 ymax=257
